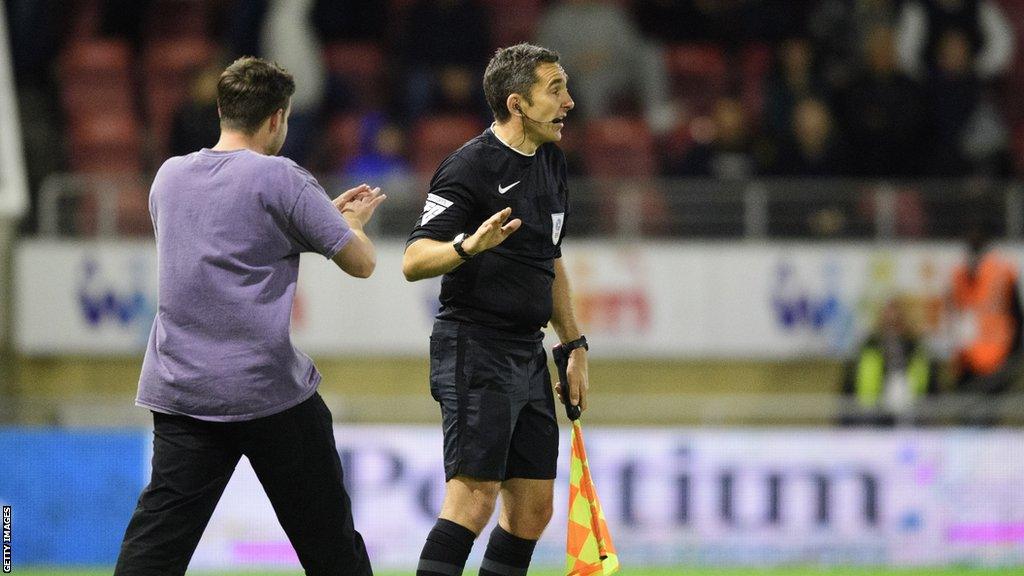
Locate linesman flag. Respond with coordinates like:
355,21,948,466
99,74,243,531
553,344,619,576
565,419,619,575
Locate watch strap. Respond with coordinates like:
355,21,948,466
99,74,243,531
562,335,589,353
453,234,472,260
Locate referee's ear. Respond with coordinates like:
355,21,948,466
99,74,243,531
506,94,523,118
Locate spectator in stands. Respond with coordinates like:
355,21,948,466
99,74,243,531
633,0,711,44
836,24,926,176
98,0,154,50
633,0,748,44
896,0,1016,83
841,297,939,426
770,97,849,176
7,0,66,232
670,96,764,179
169,64,221,158
807,0,903,92
225,0,266,58
259,0,326,164
536,0,674,133
399,0,491,122
763,37,829,140
926,29,1013,176
635,0,806,45
950,224,1024,426
7,0,63,88
339,112,411,188
893,0,1016,177
312,0,388,43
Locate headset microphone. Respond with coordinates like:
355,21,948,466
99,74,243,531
517,104,563,126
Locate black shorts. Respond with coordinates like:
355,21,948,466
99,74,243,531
429,319,559,481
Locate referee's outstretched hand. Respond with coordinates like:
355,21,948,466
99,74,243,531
463,207,521,256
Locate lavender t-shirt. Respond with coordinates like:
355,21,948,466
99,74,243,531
136,149,352,421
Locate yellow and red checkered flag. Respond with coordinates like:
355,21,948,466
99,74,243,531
565,419,619,576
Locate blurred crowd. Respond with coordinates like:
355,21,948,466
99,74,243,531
5,0,1024,231
841,225,1024,427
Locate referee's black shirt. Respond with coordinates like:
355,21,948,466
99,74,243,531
408,126,570,334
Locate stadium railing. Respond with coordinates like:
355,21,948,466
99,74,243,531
36,173,1024,240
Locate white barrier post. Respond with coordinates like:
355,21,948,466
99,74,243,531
0,6,30,420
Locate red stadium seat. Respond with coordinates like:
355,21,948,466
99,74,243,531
582,117,658,177
68,0,105,38
482,0,542,49
323,42,386,81
145,0,213,38
323,113,365,171
664,44,729,116
59,40,139,135
995,0,1024,125
322,42,387,108
61,39,132,81
1013,122,1024,176
581,117,668,234
739,43,771,127
61,80,136,119
67,113,144,174
410,114,486,175
142,38,219,160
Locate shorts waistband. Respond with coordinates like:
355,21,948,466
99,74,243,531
432,319,544,343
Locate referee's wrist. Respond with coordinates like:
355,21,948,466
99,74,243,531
561,335,589,354
453,233,473,260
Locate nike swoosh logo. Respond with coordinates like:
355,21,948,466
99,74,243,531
497,181,521,194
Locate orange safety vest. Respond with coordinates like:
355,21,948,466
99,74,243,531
952,254,1019,375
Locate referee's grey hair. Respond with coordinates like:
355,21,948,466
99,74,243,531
483,43,560,123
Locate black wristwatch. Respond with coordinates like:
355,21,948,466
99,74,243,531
453,233,473,260
561,335,589,354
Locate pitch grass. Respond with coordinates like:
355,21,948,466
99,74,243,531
13,568,1024,576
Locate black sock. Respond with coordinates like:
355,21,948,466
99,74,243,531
417,518,477,576
478,525,537,576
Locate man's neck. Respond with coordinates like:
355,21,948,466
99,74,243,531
212,130,266,155
492,120,539,156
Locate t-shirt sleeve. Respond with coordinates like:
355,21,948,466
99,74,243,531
407,154,477,244
287,177,353,259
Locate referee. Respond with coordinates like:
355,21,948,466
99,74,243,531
114,57,383,575
403,44,589,576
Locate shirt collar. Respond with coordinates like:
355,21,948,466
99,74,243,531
489,124,536,157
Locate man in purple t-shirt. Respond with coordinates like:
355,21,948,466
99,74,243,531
114,57,385,576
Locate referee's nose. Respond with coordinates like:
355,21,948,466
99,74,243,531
563,91,575,112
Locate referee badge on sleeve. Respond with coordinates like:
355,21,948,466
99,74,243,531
420,193,452,225
552,212,564,244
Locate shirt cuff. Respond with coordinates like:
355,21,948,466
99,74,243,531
325,228,354,259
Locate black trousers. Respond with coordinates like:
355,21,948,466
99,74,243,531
114,393,372,576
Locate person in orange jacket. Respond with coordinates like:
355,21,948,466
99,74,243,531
950,226,1024,425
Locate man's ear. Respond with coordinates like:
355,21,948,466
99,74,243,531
507,94,522,117
268,108,284,132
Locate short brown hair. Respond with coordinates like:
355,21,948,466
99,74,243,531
483,43,560,123
217,57,295,134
